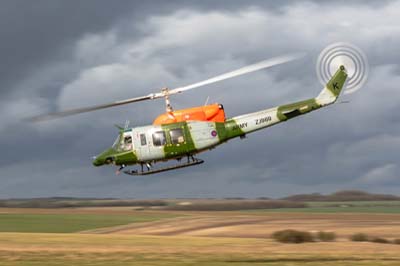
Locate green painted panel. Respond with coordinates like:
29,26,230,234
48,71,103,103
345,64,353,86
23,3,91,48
326,65,347,96
223,119,245,140
277,98,320,121
114,151,137,165
162,122,196,158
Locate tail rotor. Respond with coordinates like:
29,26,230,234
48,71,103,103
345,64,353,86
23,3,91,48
316,42,369,95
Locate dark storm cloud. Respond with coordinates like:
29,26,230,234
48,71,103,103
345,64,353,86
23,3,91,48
0,0,281,96
0,0,399,198
0,1,124,94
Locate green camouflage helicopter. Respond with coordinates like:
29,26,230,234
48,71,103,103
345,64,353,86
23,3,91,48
31,54,347,175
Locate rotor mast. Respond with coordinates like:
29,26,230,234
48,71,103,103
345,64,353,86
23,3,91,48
161,87,173,113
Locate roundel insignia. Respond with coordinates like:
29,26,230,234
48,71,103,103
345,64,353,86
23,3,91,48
211,130,217,137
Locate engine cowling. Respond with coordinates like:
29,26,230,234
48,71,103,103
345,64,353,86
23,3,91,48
153,103,225,125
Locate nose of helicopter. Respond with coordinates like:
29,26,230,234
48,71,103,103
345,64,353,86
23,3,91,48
92,156,103,166
92,148,115,167
92,154,108,166
92,146,138,167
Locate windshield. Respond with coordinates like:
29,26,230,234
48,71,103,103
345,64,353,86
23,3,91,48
111,133,133,151
112,134,121,150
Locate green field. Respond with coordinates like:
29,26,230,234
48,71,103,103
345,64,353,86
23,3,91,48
2,251,399,266
0,213,177,233
246,201,400,213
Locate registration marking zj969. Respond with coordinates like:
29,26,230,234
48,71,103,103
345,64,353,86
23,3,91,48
255,116,272,125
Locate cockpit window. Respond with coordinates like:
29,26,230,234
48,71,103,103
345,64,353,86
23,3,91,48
152,131,166,146
112,134,133,151
123,136,132,151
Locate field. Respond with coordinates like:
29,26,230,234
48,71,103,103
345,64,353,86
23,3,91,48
253,201,400,213
0,202,400,265
0,212,177,233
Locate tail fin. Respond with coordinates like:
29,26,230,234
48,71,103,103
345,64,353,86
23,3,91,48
316,65,348,106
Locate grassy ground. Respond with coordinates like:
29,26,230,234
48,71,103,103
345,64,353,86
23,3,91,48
306,201,400,207
0,233,399,266
1,204,400,265
252,206,400,213
0,211,178,233
245,200,400,213
1,251,400,266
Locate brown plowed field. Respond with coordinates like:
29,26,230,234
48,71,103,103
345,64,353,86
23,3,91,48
84,211,400,240
1,207,400,265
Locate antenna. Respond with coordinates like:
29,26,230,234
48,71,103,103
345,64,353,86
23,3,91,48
204,96,210,106
124,120,130,130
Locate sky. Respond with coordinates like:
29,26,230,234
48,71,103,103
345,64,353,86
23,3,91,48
0,0,399,199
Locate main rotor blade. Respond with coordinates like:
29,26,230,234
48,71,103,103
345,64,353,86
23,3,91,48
28,52,304,122
27,94,158,122
169,53,305,95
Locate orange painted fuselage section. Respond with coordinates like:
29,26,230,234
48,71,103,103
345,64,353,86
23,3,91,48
153,103,226,125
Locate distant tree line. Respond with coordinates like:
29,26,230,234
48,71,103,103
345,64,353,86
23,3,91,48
0,199,168,208
0,190,398,209
281,190,400,202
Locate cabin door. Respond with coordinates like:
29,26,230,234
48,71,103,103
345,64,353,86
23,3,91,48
133,130,151,161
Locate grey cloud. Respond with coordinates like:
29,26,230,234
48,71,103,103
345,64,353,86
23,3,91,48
358,163,399,185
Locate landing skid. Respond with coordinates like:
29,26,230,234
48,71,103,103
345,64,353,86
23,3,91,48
123,157,204,176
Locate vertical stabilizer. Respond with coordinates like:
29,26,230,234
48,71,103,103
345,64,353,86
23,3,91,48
316,65,348,106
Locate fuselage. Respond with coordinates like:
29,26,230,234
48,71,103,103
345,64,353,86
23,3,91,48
92,66,348,168
92,99,320,167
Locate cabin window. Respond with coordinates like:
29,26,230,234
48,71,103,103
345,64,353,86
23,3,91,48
140,134,147,146
169,128,185,144
152,131,166,146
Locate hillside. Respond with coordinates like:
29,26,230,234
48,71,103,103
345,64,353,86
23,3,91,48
282,190,400,202
0,190,399,209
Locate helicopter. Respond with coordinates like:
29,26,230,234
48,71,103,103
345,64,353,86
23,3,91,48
30,54,348,175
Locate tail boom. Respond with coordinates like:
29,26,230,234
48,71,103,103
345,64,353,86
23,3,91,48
223,66,348,140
